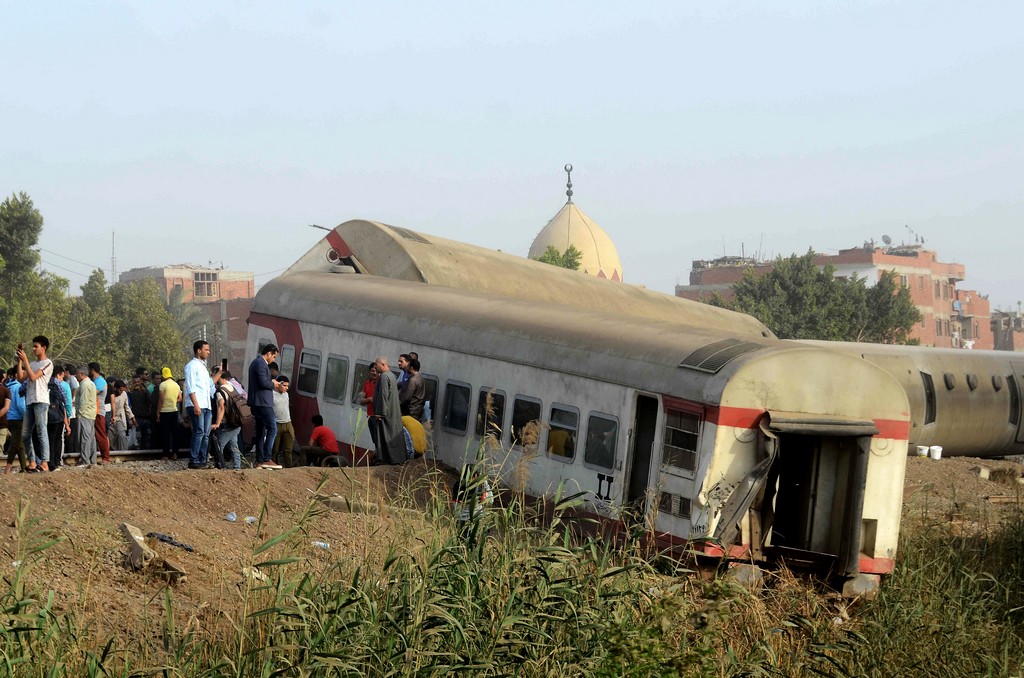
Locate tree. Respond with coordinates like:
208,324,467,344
110,279,184,374
707,250,921,343
165,285,212,363
0,192,44,346
533,245,582,271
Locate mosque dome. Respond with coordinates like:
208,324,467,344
528,165,623,282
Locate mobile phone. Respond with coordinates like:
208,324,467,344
221,358,228,372
17,343,22,351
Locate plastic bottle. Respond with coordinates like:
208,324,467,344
225,512,237,522
311,540,330,549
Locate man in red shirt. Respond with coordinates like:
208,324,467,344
300,415,340,465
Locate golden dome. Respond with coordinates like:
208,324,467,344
529,202,623,282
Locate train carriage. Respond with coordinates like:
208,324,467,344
248,269,910,592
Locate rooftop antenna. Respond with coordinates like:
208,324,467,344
111,230,117,283
882,234,892,246
564,163,574,204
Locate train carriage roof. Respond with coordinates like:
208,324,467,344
283,219,773,340
254,271,809,405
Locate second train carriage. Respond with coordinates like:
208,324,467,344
247,271,911,588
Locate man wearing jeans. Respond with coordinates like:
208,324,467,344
16,335,53,473
184,340,214,469
211,370,243,470
248,343,284,469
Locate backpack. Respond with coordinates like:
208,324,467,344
219,387,252,429
47,379,66,425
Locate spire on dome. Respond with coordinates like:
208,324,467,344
564,163,573,204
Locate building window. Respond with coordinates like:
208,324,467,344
899,274,908,288
934,280,941,298
975,322,980,338
194,271,219,298
918,276,925,291
935,320,942,336
663,409,700,472
944,320,950,336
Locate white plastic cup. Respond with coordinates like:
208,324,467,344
929,445,943,460
916,446,929,457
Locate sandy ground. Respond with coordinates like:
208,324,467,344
0,453,1020,642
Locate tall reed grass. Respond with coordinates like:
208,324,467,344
3,469,1024,676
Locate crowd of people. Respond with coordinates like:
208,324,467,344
0,336,431,474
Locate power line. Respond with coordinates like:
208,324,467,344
254,267,287,277
38,247,106,271
40,259,92,278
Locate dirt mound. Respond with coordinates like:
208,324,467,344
0,458,451,640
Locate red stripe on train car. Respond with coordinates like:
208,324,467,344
325,230,354,257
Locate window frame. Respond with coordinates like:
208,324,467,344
583,412,619,472
474,387,507,440
661,404,703,477
350,360,374,407
441,380,473,435
323,353,351,404
279,344,296,382
421,374,439,423
295,348,323,397
510,395,543,450
545,402,580,463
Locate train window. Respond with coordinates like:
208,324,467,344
943,373,956,391
442,381,472,434
475,388,506,439
296,349,322,396
920,372,936,425
258,337,273,354
663,409,700,472
279,345,296,382
546,404,579,461
1008,375,1021,427
350,361,373,406
966,374,978,391
993,375,1004,392
422,375,439,423
511,396,542,449
584,413,618,470
323,355,350,403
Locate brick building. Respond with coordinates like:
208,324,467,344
993,311,1024,352
119,264,255,363
676,244,994,349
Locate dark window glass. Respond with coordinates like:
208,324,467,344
279,345,296,382
511,397,541,449
422,375,439,422
584,414,618,470
324,355,349,402
350,361,373,405
921,372,936,425
475,389,506,439
547,405,578,460
1008,375,1021,427
663,409,700,471
443,382,471,434
296,350,321,396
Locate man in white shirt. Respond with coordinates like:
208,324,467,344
184,340,214,469
16,335,53,473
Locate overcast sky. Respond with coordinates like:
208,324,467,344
2,2,1021,310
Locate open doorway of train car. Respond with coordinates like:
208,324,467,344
625,395,659,519
763,431,868,577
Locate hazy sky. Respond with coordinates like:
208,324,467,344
2,2,1021,309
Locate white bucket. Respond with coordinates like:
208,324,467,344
916,445,929,457
928,445,943,460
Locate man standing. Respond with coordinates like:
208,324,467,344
0,377,10,472
17,335,53,473
88,363,110,464
396,354,411,390
248,344,285,470
46,365,70,470
129,375,152,449
272,375,295,466
4,368,27,473
74,366,98,467
371,355,406,465
184,340,214,469
211,370,243,470
399,357,426,421
157,367,181,460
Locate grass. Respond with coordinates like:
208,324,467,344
2,465,1024,676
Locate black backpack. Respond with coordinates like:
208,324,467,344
47,379,66,425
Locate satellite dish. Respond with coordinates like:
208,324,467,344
882,234,892,245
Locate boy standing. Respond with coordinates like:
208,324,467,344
16,335,53,473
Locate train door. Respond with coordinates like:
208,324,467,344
762,427,873,577
625,395,659,514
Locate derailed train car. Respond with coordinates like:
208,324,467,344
248,223,914,593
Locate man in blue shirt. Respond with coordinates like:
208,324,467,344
4,368,27,473
184,340,214,469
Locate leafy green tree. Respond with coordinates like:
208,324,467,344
708,250,920,343
6,271,74,360
111,279,184,375
533,245,583,270
0,192,44,346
